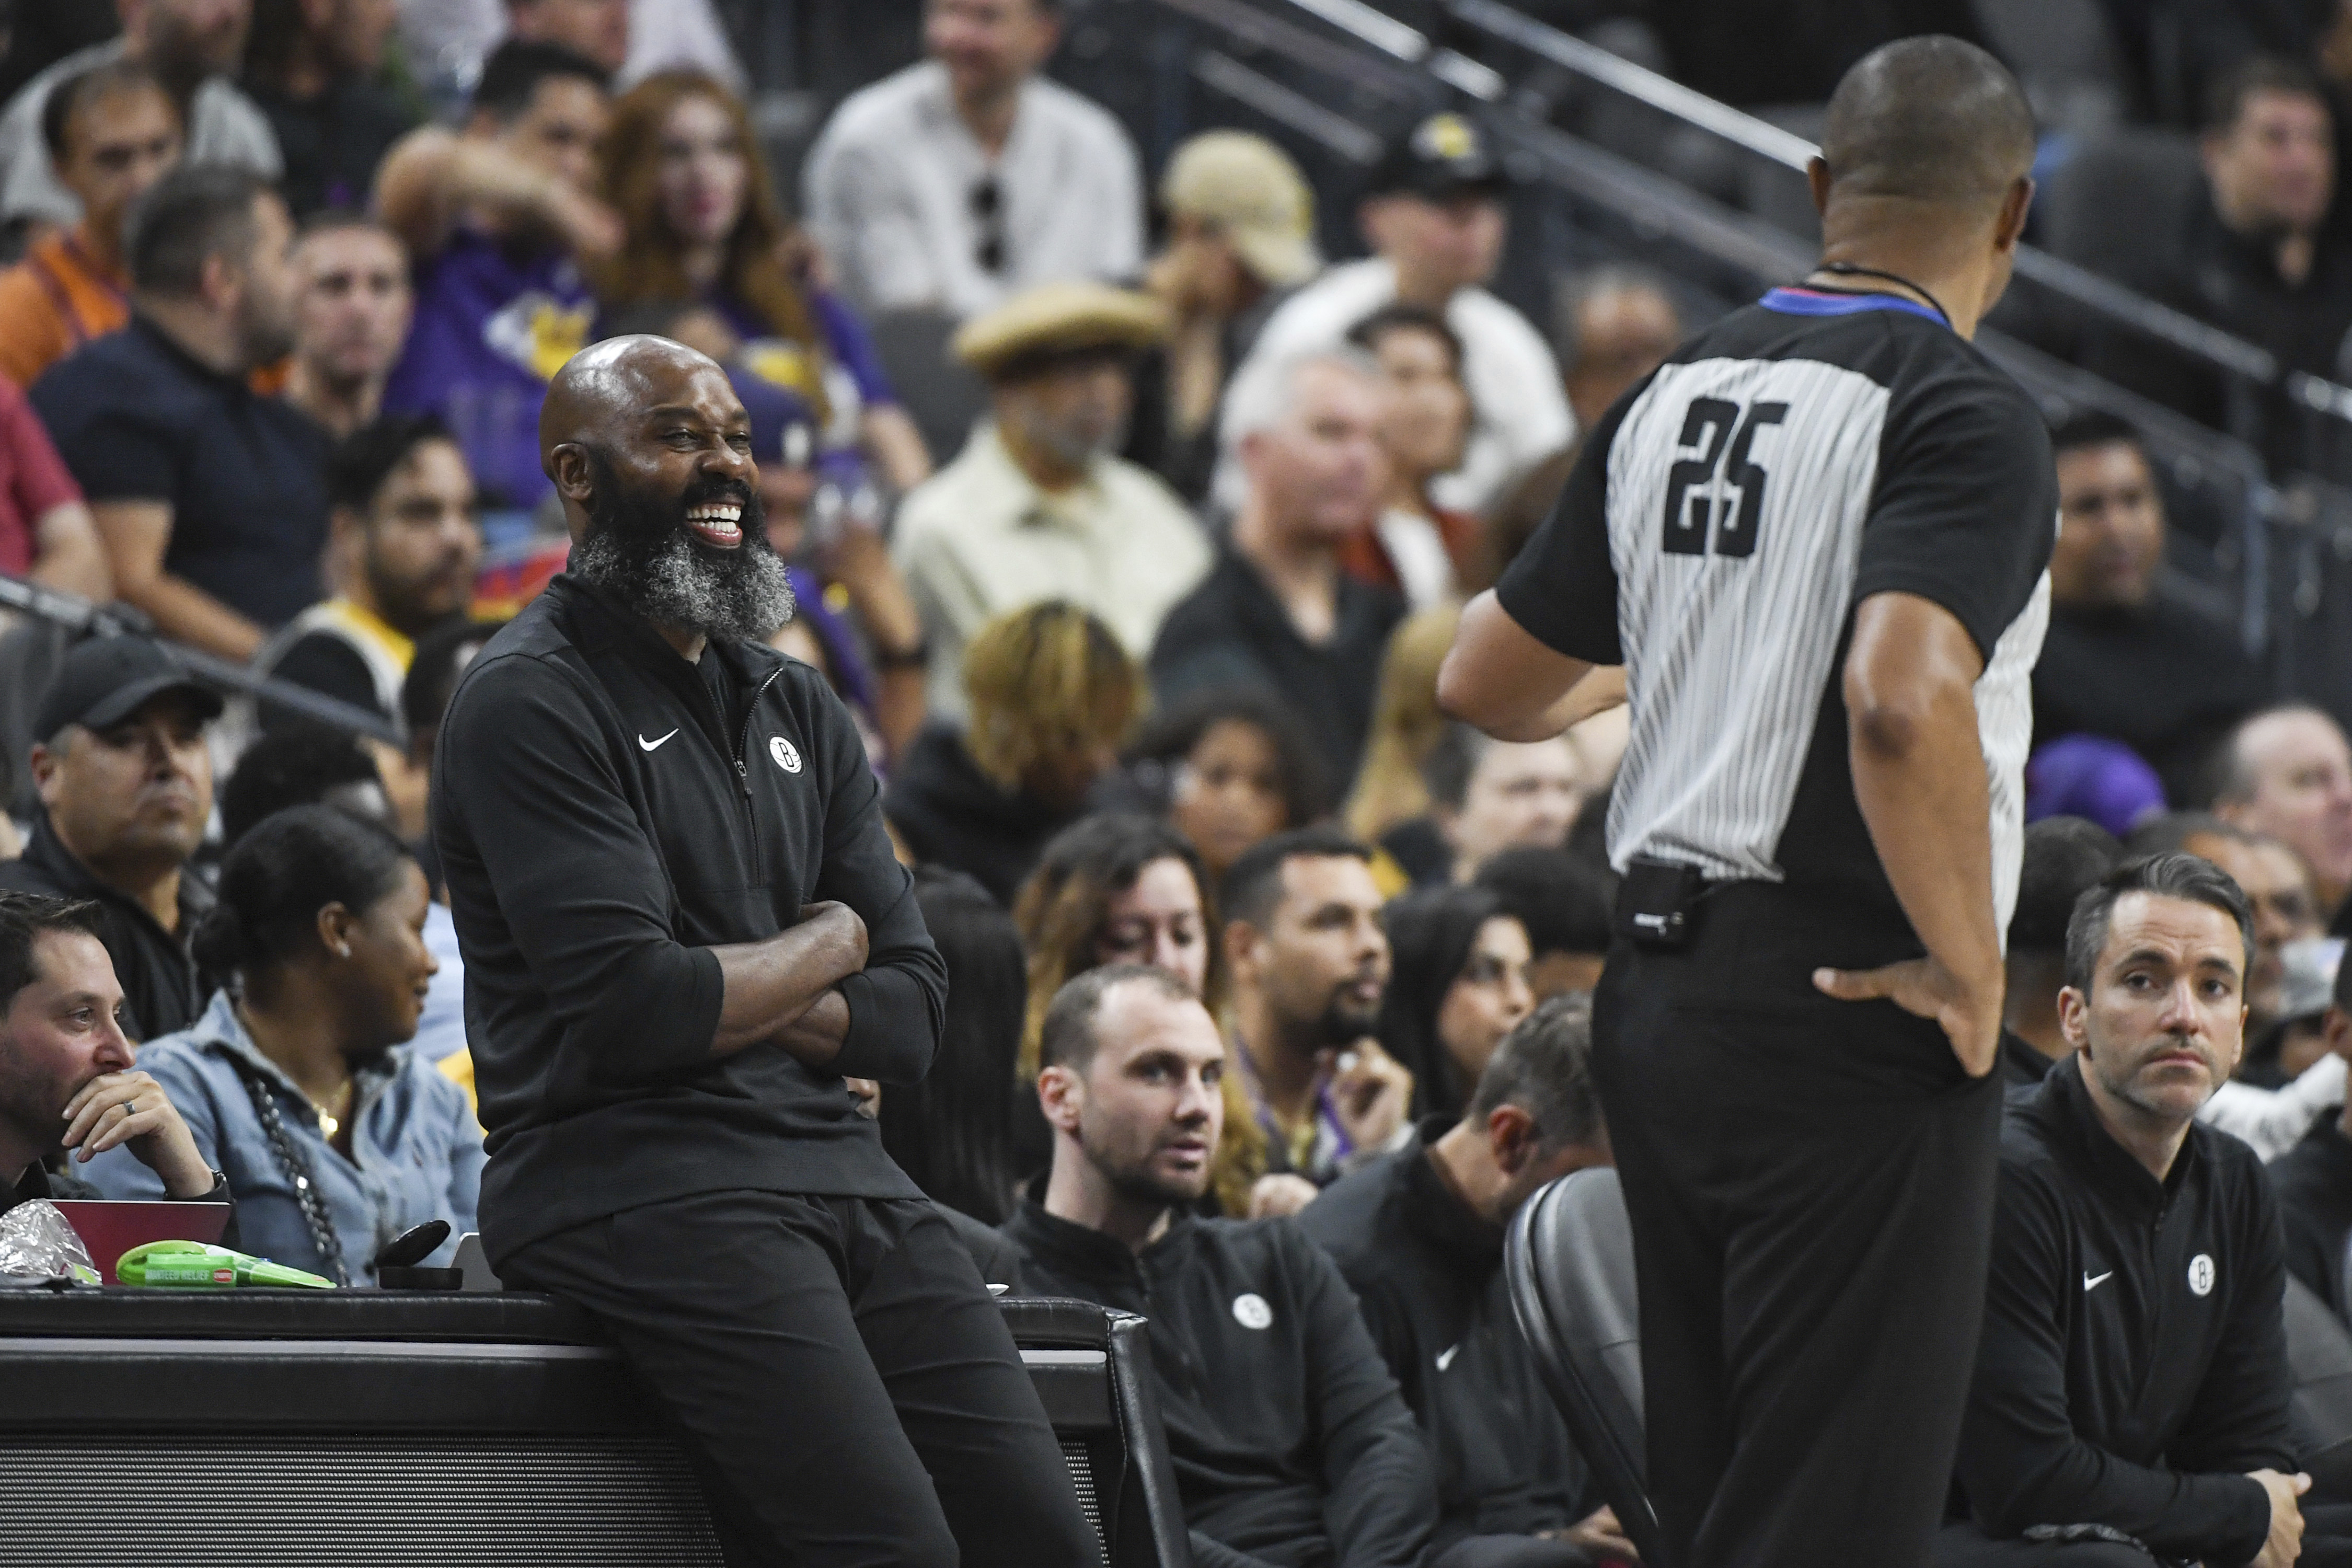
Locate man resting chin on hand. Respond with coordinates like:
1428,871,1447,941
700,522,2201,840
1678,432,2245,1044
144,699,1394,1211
0,892,223,1213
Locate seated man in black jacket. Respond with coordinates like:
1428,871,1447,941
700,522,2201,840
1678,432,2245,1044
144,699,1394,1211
1299,993,1630,1567
1003,962,1439,1568
1938,852,2352,1566
2269,949,2352,1321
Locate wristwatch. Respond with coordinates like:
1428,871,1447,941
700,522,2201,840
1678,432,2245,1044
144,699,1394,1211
169,1170,229,1203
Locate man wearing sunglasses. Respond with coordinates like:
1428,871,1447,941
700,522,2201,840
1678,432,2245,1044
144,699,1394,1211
802,0,1144,322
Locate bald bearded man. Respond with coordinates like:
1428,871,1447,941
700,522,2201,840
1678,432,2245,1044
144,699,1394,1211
431,337,1096,1567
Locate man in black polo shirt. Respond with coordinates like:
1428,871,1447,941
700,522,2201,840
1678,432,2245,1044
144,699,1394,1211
2268,952,2352,1320
0,636,218,1042
1150,348,1404,786
1298,994,1630,1566
1439,38,2054,1568
32,162,324,661
432,334,1093,1568
1940,854,2351,1567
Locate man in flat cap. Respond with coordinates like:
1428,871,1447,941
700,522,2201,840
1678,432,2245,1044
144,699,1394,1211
892,279,1213,725
1219,112,1571,515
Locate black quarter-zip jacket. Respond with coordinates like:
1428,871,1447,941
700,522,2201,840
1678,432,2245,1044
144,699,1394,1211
1951,1054,2293,1564
1001,1194,1436,1568
433,576,944,1264
1295,1119,1590,1548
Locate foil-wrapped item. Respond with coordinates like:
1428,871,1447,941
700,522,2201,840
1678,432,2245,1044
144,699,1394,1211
0,1198,99,1284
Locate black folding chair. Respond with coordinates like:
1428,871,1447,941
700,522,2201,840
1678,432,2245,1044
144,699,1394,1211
1504,1167,1672,1568
2286,1274,2352,1500
1001,1296,1194,1568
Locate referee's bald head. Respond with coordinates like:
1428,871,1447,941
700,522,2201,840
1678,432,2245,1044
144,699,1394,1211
1819,36,2036,210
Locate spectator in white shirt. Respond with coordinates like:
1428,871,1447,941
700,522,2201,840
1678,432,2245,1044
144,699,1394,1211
895,281,1210,726
800,0,1144,322
0,0,282,235
1218,112,1570,516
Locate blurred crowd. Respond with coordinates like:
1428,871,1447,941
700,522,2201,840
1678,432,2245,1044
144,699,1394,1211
9,1,2352,1565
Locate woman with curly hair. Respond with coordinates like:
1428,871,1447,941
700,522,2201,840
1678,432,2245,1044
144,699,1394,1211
594,71,931,494
885,600,1143,904
1009,813,1269,1215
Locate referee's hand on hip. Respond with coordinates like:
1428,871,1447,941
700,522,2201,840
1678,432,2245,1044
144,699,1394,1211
1813,956,2002,1077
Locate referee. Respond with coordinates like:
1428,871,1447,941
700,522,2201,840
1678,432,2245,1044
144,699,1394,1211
1440,38,2053,1568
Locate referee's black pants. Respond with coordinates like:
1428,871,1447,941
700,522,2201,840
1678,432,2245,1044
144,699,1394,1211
1593,886,2004,1568
500,1189,1102,1568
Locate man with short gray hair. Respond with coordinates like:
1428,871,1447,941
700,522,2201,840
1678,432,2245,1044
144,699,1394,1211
1302,994,1633,1565
1150,349,1404,783
2207,704,2352,919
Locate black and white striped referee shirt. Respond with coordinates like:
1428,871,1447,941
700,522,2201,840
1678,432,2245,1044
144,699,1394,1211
1496,286,2056,932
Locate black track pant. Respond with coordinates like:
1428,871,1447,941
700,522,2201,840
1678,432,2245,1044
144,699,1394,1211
500,1189,1102,1568
1593,888,2005,1568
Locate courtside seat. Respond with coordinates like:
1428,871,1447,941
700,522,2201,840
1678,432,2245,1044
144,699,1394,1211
1505,1166,1670,1568
2287,1274,2352,1498
0,1286,1184,1567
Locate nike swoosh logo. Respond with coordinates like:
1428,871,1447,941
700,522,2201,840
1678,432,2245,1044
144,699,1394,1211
2083,1271,2114,1292
638,729,679,752
1435,1345,1459,1372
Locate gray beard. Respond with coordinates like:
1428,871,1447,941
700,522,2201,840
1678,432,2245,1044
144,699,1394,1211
570,520,798,644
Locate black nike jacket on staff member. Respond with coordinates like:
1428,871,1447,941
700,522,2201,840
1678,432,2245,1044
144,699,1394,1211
433,574,944,1263
1297,1119,1594,1554
433,575,1095,1568
1942,1054,2294,1565
1002,1193,1438,1568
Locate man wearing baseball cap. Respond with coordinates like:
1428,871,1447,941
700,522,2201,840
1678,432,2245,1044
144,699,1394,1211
892,278,1212,725
1135,129,1321,501
1218,111,1571,516
0,635,221,1041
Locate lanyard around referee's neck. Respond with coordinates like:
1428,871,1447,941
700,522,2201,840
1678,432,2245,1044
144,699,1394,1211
1805,261,1955,331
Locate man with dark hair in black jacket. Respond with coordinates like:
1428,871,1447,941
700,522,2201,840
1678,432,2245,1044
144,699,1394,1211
1004,962,1439,1568
431,335,1095,1568
1299,994,1628,1566
1938,852,2352,1567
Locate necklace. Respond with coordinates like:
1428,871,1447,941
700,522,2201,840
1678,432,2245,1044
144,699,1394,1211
1810,261,1954,329
309,1078,354,1140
